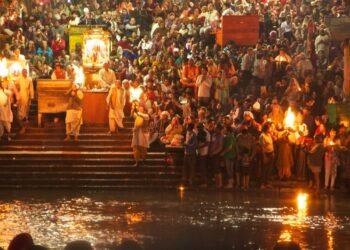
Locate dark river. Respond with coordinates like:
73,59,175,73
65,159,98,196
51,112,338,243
0,190,349,250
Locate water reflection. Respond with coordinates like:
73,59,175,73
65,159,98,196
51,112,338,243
297,193,308,211
324,196,337,250
0,191,349,250
278,230,292,242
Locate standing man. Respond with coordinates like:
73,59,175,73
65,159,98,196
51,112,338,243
315,27,330,59
196,66,212,107
197,122,211,187
106,80,126,134
16,69,34,134
236,125,256,189
131,106,150,167
259,122,275,189
0,80,13,141
240,47,255,85
64,84,84,141
182,123,198,187
209,124,224,188
98,62,116,90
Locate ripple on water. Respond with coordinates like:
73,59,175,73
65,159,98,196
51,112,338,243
0,191,349,249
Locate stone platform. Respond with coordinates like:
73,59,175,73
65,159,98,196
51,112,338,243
0,102,182,189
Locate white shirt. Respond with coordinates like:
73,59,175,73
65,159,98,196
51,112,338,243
315,34,330,54
252,59,266,79
196,74,212,98
280,21,292,36
98,68,116,89
241,53,254,71
198,129,211,156
222,8,235,16
259,132,274,153
139,40,153,51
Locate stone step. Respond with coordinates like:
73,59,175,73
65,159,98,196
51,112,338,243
0,178,180,186
27,119,135,129
0,140,133,146
38,120,135,127
0,164,178,172
0,145,132,151
0,150,164,158
1,138,132,143
0,171,181,178
0,157,166,165
0,145,164,153
25,127,133,133
15,133,133,140
0,110,182,189
0,184,178,189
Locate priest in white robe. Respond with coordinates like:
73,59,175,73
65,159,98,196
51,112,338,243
106,80,126,134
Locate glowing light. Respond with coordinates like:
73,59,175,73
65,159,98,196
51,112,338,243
8,62,24,78
125,212,145,225
326,212,337,250
284,107,296,129
178,185,185,192
278,230,292,242
83,36,109,67
0,58,8,78
297,192,308,211
329,141,335,146
72,65,85,86
130,87,143,102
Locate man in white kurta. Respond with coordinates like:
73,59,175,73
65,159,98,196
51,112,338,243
64,84,84,141
106,80,126,134
0,85,13,140
16,69,34,134
196,66,212,107
98,62,116,89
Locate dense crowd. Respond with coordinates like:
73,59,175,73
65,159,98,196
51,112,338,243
0,0,350,191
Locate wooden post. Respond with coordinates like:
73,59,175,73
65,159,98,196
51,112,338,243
344,39,350,99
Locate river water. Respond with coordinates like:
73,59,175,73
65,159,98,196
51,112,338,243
0,190,349,250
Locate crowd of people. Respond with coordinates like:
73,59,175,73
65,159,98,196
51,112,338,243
0,0,350,191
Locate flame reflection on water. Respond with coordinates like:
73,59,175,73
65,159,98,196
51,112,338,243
0,192,349,249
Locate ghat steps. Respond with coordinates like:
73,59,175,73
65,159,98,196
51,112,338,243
0,102,182,189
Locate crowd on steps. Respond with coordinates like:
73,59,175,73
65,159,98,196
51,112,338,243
0,0,350,192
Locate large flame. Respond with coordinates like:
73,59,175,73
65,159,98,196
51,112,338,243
130,87,143,102
284,107,296,129
72,64,85,87
0,58,8,78
8,62,23,77
297,192,308,211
